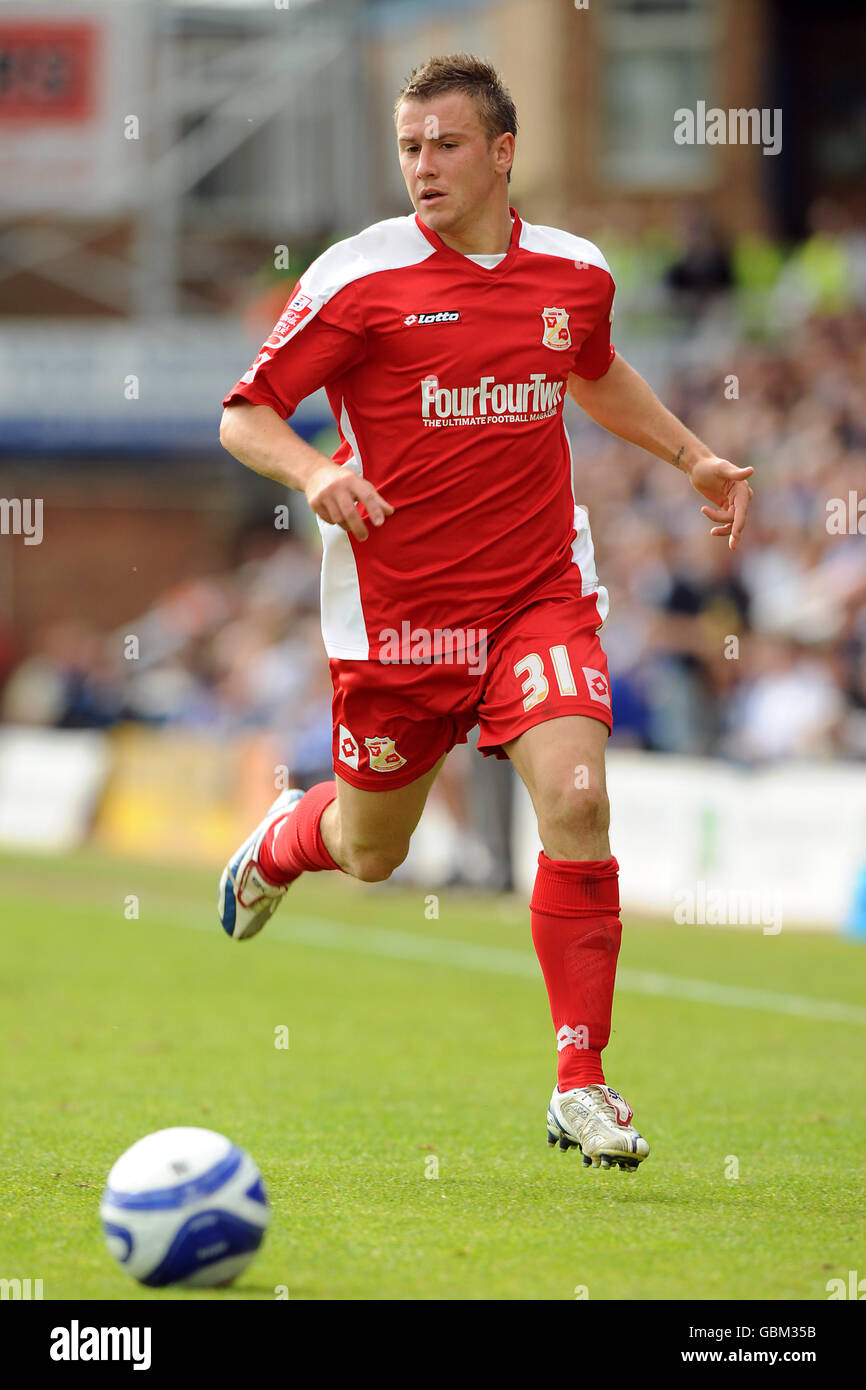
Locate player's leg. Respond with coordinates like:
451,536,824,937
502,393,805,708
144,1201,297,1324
505,712,649,1170
504,712,610,861
504,713,621,1097
217,757,445,941
505,711,617,1078
477,592,649,1169
218,649,464,941
318,756,446,881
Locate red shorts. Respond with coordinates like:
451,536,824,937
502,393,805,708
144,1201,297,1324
329,586,612,791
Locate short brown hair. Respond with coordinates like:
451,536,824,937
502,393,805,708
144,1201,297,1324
395,53,517,182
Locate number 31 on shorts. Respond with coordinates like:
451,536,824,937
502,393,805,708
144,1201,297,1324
513,646,578,709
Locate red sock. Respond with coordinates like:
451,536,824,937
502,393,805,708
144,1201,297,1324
529,852,622,1091
258,781,341,884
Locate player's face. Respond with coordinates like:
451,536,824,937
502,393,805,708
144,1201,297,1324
396,93,511,234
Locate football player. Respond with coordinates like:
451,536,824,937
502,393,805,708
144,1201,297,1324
218,55,753,1171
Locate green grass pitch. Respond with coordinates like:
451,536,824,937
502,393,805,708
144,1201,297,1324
1,845,864,1301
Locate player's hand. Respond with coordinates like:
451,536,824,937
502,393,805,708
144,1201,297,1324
688,456,755,551
305,464,394,541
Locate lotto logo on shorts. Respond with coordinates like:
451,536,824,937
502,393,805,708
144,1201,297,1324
364,735,406,773
338,724,359,770
582,667,611,707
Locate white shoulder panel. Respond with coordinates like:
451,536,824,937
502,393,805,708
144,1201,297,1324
299,214,436,305
518,219,611,276
243,215,438,367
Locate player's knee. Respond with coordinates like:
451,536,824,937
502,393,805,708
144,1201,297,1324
537,780,609,847
341,839,409,883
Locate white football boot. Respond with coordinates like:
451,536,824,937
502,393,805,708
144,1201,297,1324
547,1083,650,1172
218,788,305,941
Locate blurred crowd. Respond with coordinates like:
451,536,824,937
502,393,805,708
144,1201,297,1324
576,308,866,762
577,197,866,336
1,525,336,787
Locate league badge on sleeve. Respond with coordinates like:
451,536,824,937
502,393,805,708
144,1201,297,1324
266,293,313,347
541,307,571,351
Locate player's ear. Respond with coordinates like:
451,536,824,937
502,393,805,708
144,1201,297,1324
495,131,515,178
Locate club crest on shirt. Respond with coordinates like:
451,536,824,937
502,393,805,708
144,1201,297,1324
364,735,406,772
541,307,571,351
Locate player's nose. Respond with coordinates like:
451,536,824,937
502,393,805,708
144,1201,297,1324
415,143,438,177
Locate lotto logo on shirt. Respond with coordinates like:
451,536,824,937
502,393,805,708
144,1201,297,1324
404,311,460,325
420,372,564,426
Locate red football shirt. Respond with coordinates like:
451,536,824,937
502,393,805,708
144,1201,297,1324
223,207,615,660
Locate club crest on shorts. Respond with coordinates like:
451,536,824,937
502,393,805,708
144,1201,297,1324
364,735,406,773
541,307,571,351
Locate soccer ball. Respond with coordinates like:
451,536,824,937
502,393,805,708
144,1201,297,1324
100,1127,269,1288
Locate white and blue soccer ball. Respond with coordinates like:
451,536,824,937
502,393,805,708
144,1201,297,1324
100,1127,269,1288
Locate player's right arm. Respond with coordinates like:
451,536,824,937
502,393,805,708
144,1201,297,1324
219,401,392,542
220,267,394,542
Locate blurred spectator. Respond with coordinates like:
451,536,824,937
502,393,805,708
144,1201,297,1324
774,198,863,322
665,209,734,312
723,637,846,761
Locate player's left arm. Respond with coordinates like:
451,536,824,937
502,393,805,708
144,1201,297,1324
567,353,754,551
